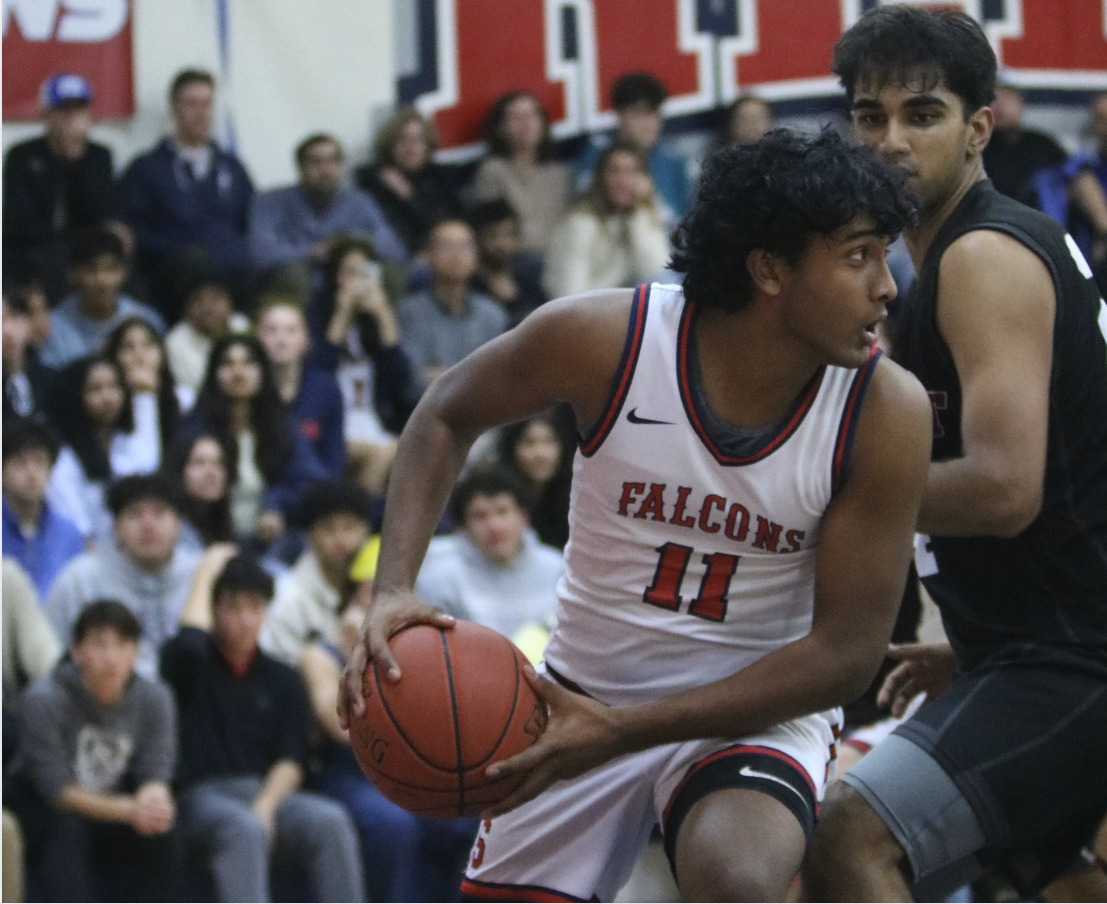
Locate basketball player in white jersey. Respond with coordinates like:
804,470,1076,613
340,129,931,901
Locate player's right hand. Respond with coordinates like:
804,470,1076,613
876,642,957,717
337,585,456,729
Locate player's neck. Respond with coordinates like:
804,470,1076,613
904,167,987,271
693,308,820,429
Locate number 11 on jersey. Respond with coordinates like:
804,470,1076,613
643,542,740,622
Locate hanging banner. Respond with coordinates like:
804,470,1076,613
403,0,1107,152
3,0,134,120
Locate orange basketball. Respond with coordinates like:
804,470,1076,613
349,620,548,819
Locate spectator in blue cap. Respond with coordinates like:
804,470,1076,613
2,73,130,304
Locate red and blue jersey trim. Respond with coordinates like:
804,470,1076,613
831,346,882,494
676,299,825,466
578,284,650,457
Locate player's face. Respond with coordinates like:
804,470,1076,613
463,492,527,565
114,498,181,572
71,627,138,705
849,75,989,220
213,591,268,659
776,214,898,369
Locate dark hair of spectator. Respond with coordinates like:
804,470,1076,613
103,316,181,454
313,233,390,356
106,472,183,518
321,233,378,302
832,5,996,119
611,72,668,111
72,599,142,644
193,334,294,483
212,555,275,605
162,429,237,546
670,128,916,314
484,91,555,162
2,418,61,465
295,133,342,168
469,198,520,234
46,355,134,482
449,466,529,526
496,406,576,549
372,107,438,167
295,478,375,532
169,67,215,101
67,225,126,269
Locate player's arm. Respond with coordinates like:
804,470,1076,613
340,291,632,720
486,360,932,814
917,230,1054,537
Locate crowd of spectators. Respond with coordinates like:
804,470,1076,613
2,60,1103,902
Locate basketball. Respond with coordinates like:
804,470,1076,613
349,620,548,819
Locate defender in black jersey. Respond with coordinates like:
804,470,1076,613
805,7,1107,901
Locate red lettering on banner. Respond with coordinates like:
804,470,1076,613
726,0,843,88
426,0,567,149
997,0,1107,72
3,0,133,120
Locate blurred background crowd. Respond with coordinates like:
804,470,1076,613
2,15,1106,901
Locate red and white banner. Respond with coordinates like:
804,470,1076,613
3,0,134,120
410,0,1107,151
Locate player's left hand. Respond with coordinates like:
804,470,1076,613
481,667,624,817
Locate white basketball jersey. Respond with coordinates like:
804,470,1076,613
542,283,881,706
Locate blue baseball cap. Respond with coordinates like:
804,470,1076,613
40,73,92,110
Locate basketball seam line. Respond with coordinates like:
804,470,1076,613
440,628,467,817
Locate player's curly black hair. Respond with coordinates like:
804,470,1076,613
670,128,916,313
832,5,996,118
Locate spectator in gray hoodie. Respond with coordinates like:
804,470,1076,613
9,600,181,901
44,473,201,679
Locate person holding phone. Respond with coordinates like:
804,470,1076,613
306,235,421,495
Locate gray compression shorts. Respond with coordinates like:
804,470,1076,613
841,734,987,901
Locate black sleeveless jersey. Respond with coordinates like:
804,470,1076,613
893,180,1107,672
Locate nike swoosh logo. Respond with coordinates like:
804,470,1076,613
738,765,807,803
626,407,674,425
